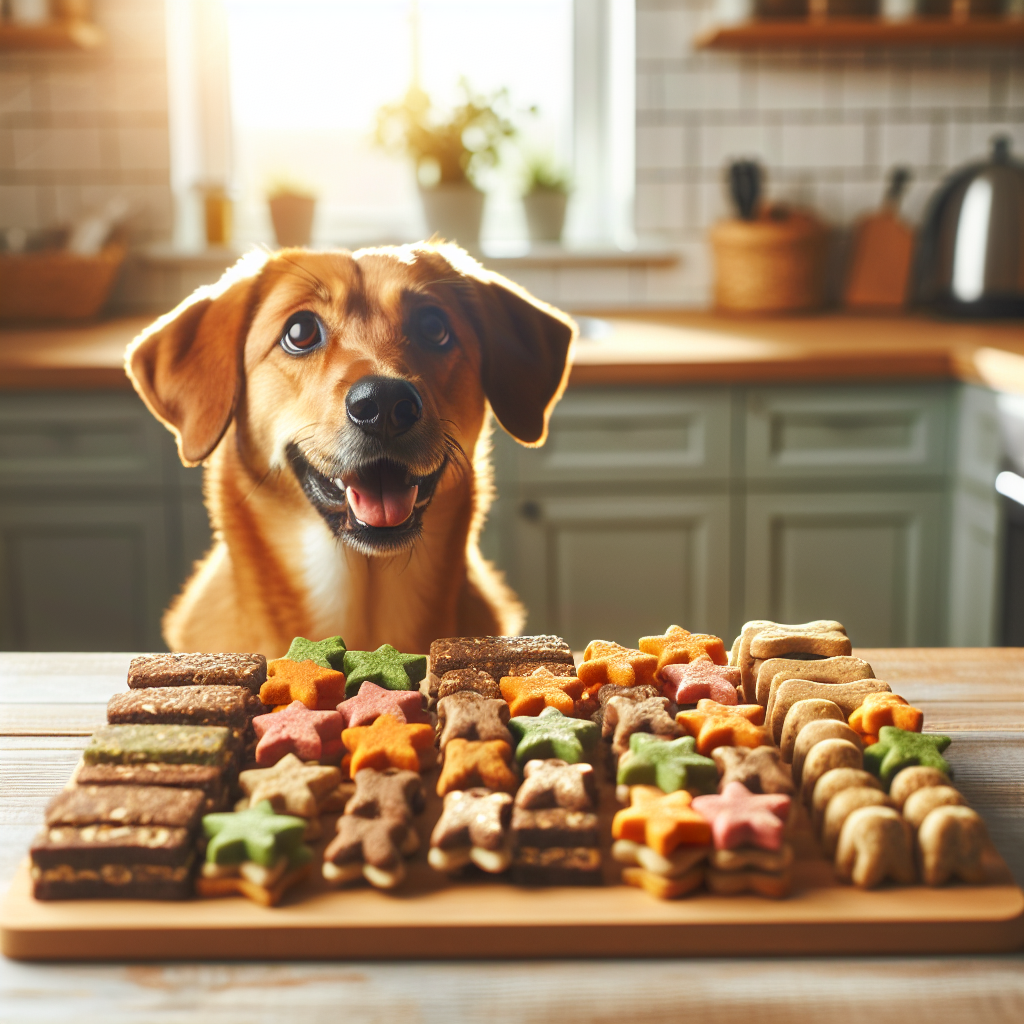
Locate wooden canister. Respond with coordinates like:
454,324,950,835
710,210,830,313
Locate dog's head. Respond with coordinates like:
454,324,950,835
125,243,575,555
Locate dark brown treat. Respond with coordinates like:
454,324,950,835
434,668,502,702
107,686,266,729
429,635,574,679
712,745,795,796
323,815,408,870
430,788,513,852
75,762,228,812
436,690,512,749
507,661,577,678
344,768,425,822
515,759,597,811
602,695,678,757
127,653,267,693
511,845,603,886
45,785,205,830
591,683,667,727
511,807,600,848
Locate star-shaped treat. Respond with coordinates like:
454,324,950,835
260,660,346,711
436,690,512,749
592,683,665,728
611,785,712,856
499,668,584,717
341,713,434,775
508,707,599,765
343,645,427,697
639,625,728,674
323,813,408,871
345,767,424,821
675,706,770,755
252,700,344,766
577,641,659,697
516,758,597,811
691,781,791,851
616,734,718,794
337,681,430,729
239,753,342,817
661,660,741,706
284,635,347,671
863,726,952,785
436,738,519,796
712,745,794,796
694,699,764,724
835,805,916,888
848,693,924,746
430,788,513,852
603,695,678,756
203,799,309,867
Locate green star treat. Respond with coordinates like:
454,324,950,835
343,645,427,697
863,726,952,787
508,707,599,765
617,734,718,794
284,635,347,671
203,800,311,868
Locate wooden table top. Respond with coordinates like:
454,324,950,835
0,647,1022,1020
2,312,1024,393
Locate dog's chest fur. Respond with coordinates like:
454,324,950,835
299,521,351,638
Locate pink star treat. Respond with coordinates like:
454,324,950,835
661,660,741,706
691,781,791,851
337,681,430,729
252,700,344,766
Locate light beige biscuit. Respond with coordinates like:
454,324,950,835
779,699,845,763
792,720,863,786
801,739,864,806
888,765,952,811
821,787,895,856
902,785,966,830
622,864,704,899
611,838,710,878
711,844,794,873
916,805,988,886
733,620,774,702
812,767,882,832
758,655,875,711
835,805,916,889
705,865,793,898
748,621,849,663
769,678,892,744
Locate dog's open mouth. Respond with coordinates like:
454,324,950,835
287,444,445,554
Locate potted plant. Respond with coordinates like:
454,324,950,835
267,180,317,249
521,155,571,245
375,80,516,248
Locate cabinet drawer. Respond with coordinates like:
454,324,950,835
506,388,732,484
0,393,169,488
745,386,949,480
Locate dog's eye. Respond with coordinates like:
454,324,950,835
280,311,325,355
414,308,451,350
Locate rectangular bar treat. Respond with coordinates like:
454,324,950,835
511,807,600,849
84,724,234,768
74,762,228,812
107,686,266,730
511,846,603,886
46,785,205,831
127,653,267,693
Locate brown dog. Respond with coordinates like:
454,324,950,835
125,242,575,657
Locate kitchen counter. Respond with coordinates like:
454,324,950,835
1,312,1023,392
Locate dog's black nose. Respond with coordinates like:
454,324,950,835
345,375,423,437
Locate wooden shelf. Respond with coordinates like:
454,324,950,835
0,19,103,50
696,17,1024,48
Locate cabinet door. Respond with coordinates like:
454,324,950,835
0,501,171,651
508,492,731,650
743,491,945,648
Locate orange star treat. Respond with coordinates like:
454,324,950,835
612,786,712,856
436,738,519,797
341,714,434,775
848,692,924,746
577,641,658,697
695,698,765,726
639,625,727,674
260,659,346,711
499,668,585,717
675,708,771,756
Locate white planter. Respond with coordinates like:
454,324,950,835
418,184,484,248
523,190,569,244
268,194,316,249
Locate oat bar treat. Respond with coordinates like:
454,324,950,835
45,785,205,831
75,762,229,812
107,686,266,731
430,634,574,680
511,806,600,849
435,668,503,703
84,724,234,768
511,845,603,886
127,653,266,693
429,788,514,874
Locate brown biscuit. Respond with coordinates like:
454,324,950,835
511,806,600,848
74,762,228,811
31,823,193,870
902,785,966,830
509,661,577,678
324,814,408,872
888,765,952,810
821,787,896,856
603,695,678,757
755,655,874,709
592,683,666,728
516,759,597,811
712,746,794,796
622,864,704,900
835,805,916,888
127,653,266,693
345,767,425,822
45,785,204,830
431,788,513,853
705,866,793,898
792,720,863,786
801,739,864,806
769,679,892,744
733,620,774,701
434,668,502,703
436,690,512,750
107,686,266,729
429,635,574,679
748,620,850,662
512,845,602,886
916,805,989,886
778,699,844,762
710,844,794,873
811,767,883,832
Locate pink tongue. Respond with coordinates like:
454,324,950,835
345,464,419,528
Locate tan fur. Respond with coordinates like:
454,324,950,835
125,243,575,657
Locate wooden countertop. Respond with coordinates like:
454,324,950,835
1,312,1023,392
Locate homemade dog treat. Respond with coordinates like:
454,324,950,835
791,720,863,787
343,645,427,697
755,655,874,709
613,836,710,899
44,785,204,831
508,707,599,765
336,682,430,729
238,755,342,819
284,635,347,671
662,660,740,707
694,699,765,724
691,782,791,851
835,805,916,889
889,765,952,810
107,686,266,730
341,714,434,775
734,619,850,702
499,668,585,717
821,787,896,857
85,724,234,768
577,640,659,695
435,668,503,703
590,683,665,729
863,727,952,786
429,789,514,874
75,762,229,813
811,768,883,832
613,786,712,856
512,760,600,853
778,699,844,762
260,660,347,711
712,746,794,796
602,695,678,757
848,693,924,746
916,805,989,886
901,786,966,830
322,814,414,889
127,653,267,693
344,768,425,822
616,734,718,794
252,701,345,767
675,706,771,756
768,679,892,744
435,738,519,796
801,739,865,806
435,690,512,750
638,625,728,674
511,846,603,886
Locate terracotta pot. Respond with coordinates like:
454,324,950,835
523,190,568,244
269,193,316,249
418,184,484,247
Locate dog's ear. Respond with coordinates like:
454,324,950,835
125,254,266,466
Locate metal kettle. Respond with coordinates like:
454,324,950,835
914,136,1024,318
